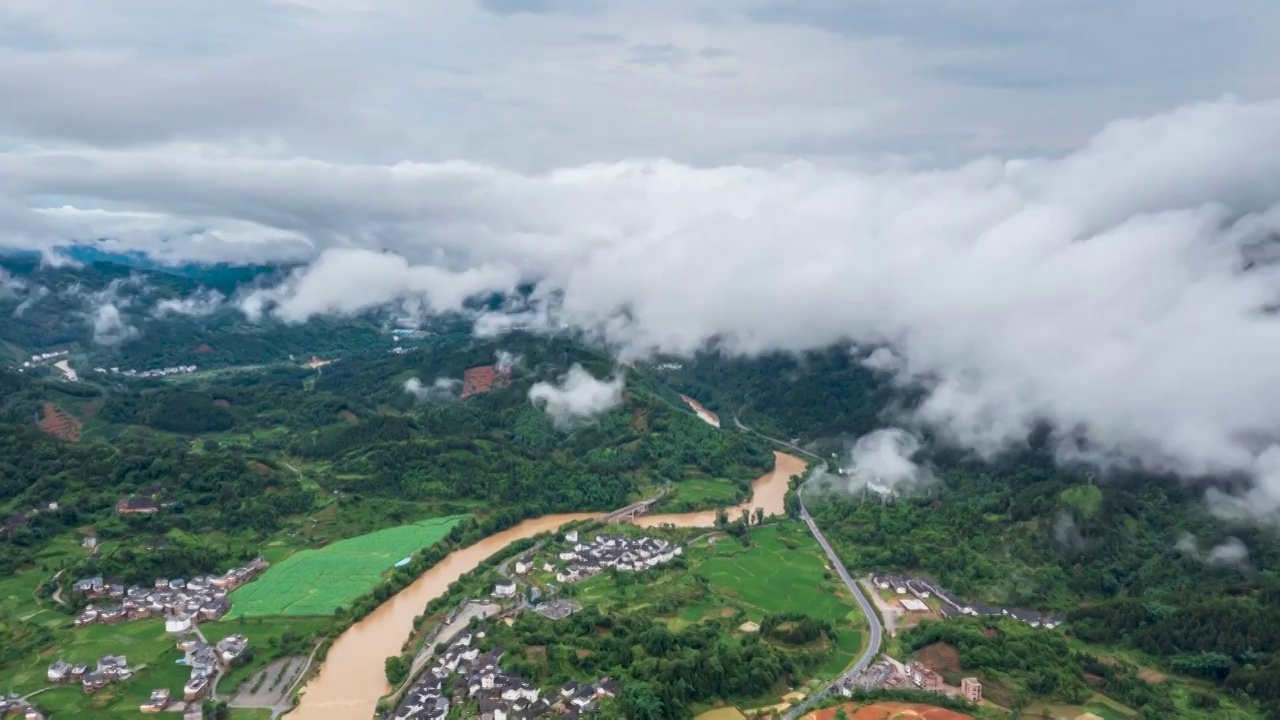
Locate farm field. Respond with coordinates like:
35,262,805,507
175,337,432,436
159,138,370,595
664,477,746,511
688,524,866,677
228,515,466,617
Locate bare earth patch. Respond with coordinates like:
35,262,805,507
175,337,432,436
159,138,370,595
37,402,82,442
806,702,976,720
916,642,962,674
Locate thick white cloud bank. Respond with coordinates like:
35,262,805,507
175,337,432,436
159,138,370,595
528,365,625,428
5,96,1280,511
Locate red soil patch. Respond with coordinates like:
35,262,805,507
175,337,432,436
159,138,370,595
338,410,358,423
251,461,272,475
807,702,975,720
37,402,82,442
917,642,962,674
192,343,214,354
461,365,511,398
213,399,231,409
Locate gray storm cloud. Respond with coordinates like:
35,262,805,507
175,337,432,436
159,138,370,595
528,364,625,428
4,98,1280,510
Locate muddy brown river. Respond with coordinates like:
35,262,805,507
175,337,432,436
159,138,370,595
286,451,803,720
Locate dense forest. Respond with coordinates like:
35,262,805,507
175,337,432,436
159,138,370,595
901,618,1192,719
0,323,769,585
4,258,1280,716
669,348,1280,716
0,255,394,369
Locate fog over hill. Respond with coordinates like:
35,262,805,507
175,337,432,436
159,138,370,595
4,2,1280,513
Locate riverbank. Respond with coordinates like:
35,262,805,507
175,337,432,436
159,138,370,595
287,452,805,719
285,513,600,720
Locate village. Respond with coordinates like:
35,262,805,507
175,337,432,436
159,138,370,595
31,558,269,713
508,529,682,587
93,364,198,379
389,528,679,719
390,620,619,720
70,557,268,629
870,572,1063,629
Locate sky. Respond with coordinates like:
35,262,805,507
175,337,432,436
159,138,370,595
5,0,1280,512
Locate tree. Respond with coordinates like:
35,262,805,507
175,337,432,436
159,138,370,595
384,655,409,686
715,507,729,529
622,682,664,720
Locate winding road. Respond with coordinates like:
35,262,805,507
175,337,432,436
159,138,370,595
731,413,884,719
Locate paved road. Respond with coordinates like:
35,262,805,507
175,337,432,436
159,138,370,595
731,414,884,719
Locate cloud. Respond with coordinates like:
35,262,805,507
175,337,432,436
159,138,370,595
861,347,903,373
0,268,26,298
404,376,462,402
152,288,225,317
528,364,624,427
832,428,935,498
89,302,138,346
1206,538,1251,568
237,248,522,323
1053,511,1086,551
6,78,1280,512
495,350,522,373
12,284,48,317
1175,533,1252,570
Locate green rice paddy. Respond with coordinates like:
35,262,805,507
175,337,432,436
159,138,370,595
228,515,466,617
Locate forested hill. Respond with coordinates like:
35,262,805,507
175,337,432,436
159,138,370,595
658,348,1280,717
0,257,391,369
0,332,769,582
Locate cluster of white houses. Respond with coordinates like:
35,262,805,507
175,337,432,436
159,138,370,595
46,654,132,694
517,530,682,586
45,634,247,706
71,557,268,628
25,350,69,364
391,624,618,720
93,364,198,378
871,572,1063,629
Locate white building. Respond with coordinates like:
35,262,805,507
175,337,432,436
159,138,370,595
493,580,517,598
165,613,193,634
565,530,578,543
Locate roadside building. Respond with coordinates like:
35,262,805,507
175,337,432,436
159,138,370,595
140,688,172,713
493,579,517,598
962,677,982,702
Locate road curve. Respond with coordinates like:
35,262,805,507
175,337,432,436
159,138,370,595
731,414,883,719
